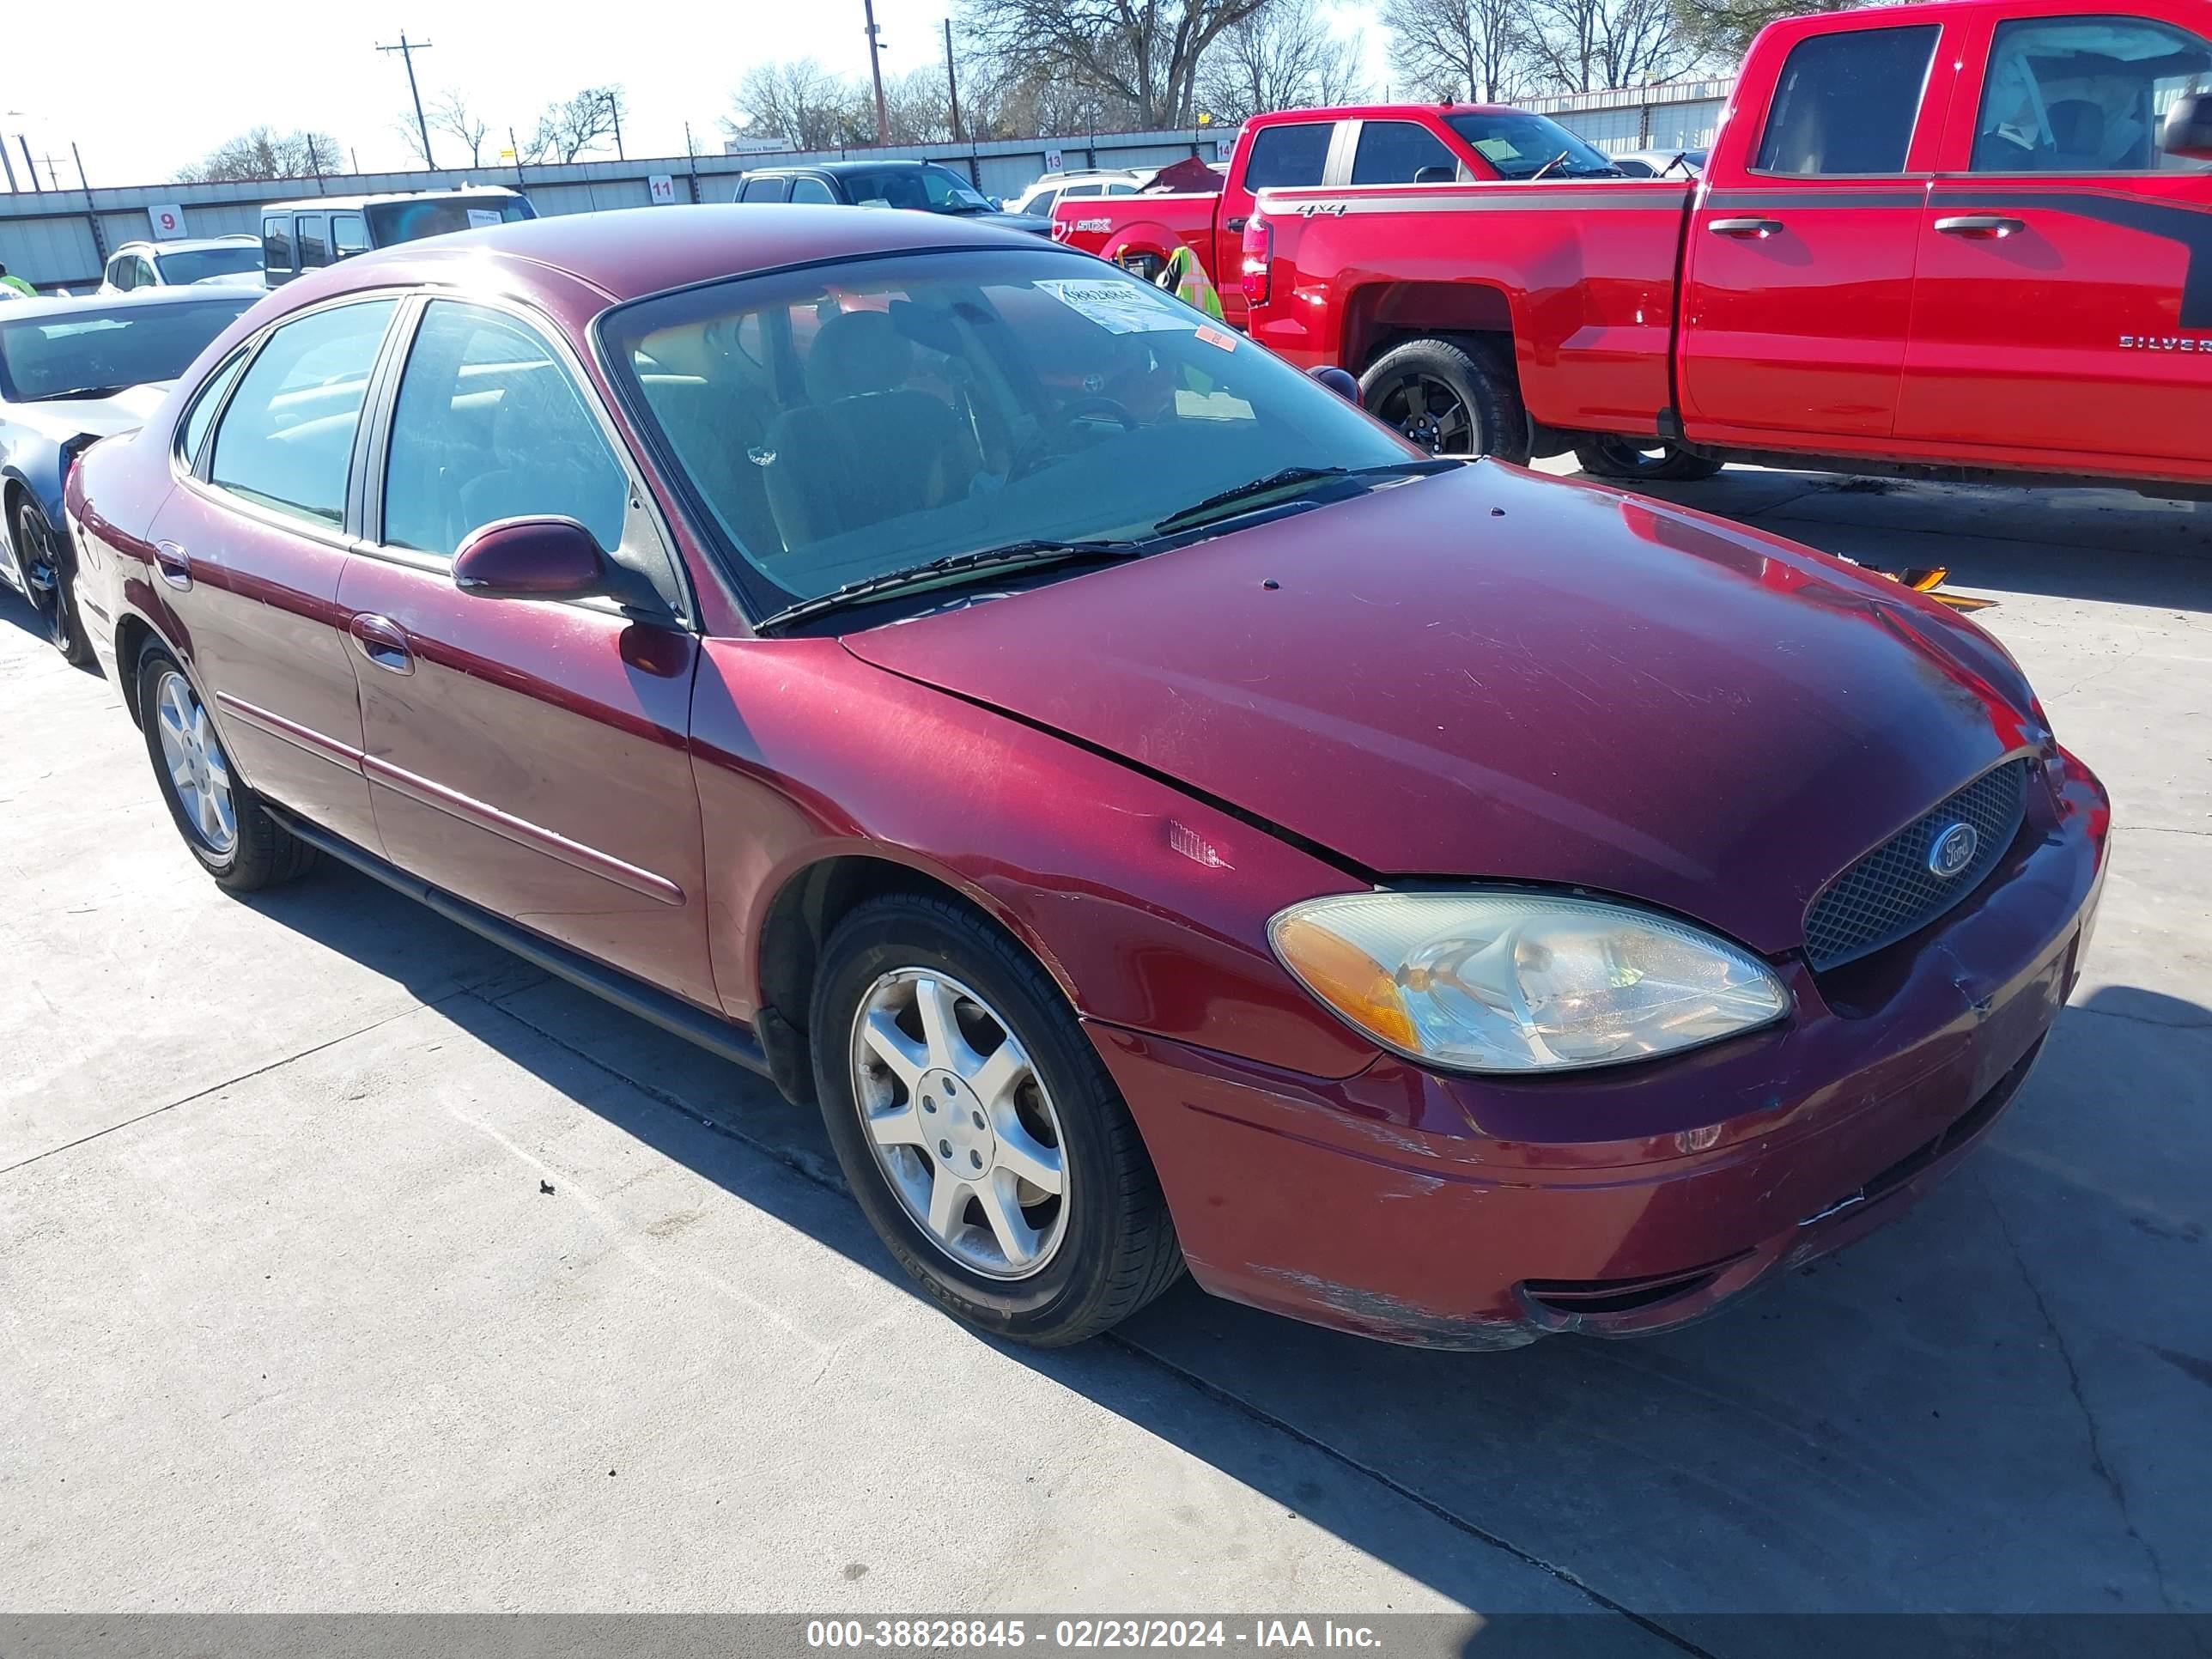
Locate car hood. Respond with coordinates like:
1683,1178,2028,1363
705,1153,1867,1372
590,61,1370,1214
5,381,172,444
967,210,1055,235
842,463,2046,955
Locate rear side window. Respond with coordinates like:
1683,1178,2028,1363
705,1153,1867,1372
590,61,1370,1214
1351,121,1462,184
1973,15,2212,173
107,256,136,291
179,346,250,469
789,176,837,204
263,216,294,274
1243,122,1334,190
210,300,397,527
1755,25,1940,174
740,175,790,203
296,215,330,269
381,301,629,558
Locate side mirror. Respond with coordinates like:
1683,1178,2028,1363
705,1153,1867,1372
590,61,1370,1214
453,516,607,600
1413,165,1457,185
2163,92,2212,161
1308,364,1362,408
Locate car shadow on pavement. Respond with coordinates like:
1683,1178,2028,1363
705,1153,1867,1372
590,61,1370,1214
1625,471,2212,614
238,864,2212,1626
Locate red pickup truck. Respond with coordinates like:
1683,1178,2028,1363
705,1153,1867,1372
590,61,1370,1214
1051,101,1637,329
1246,0,2212,493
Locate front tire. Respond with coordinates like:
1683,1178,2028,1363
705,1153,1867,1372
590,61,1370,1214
136,644,316,892
1573,435,1725,483
1361,336,1530,464
811,891,1183,1346
13,501,93,666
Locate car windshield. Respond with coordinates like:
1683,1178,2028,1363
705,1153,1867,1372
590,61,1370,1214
605,246,1419,618
1446,112,1624,178
363,195,536,246
156,246,264,284
842,165,995,213
0,297,254,402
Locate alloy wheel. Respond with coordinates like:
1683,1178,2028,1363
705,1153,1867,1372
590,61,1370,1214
153,669,238,855
13,508,65,647
1372,372,1477,455
848,968,1069,1279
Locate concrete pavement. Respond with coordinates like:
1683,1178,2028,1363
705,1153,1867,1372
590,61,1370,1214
2,466,2207,1637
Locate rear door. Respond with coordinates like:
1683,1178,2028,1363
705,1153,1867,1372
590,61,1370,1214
1679,15,1962,440
1898,7,2212,466
149,295,403,848
337,297,717,1005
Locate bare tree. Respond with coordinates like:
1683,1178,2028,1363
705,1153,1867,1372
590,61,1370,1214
1528,0,1692,92
1198,0,1364,123
884,67,956,145
723,58,870,150
1669,0,1855,63
1382,0,1535,100
175,126,344,183
526,86,628,164
959,0,1277,128
431,88,490,168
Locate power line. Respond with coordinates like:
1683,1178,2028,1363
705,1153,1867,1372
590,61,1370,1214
378,30,436,169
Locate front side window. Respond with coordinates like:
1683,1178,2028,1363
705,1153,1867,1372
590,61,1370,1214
605,247,1416,617
740,175,790,203
788,176,838,204
381,301,629,558
1973,15,2212,172
1243,122,1333,190
1444,112,1620,179
0,295,254,402
362,195,532,246
332,215,370,258
1754,25,1940,175
839,166,992,212
1352,120,1464,184
209,300,398,526
106,256,136,291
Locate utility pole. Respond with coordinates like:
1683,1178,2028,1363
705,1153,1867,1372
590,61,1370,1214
378,31,436,169
509,125,526,191
944,17,963,144
20,137,40,191
607,92,625,160
862,0,890,148
307,133,327,191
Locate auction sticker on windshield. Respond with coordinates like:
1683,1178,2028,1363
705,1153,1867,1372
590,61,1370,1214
1036,279,1200,336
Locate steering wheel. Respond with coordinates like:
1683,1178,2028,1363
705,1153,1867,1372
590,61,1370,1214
1006,394,1139,483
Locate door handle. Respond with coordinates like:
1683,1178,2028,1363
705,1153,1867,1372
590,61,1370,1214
349,613,414,675
153,541,192,591
1225,215,1248,232
1935,214,2026,239
1709,217,1785,239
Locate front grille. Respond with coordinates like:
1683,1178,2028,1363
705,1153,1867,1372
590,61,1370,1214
1803,760,2030,972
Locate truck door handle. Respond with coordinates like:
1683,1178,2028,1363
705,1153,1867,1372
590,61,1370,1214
1709,217,1785,239
349,613,414,675
1935,214,2026,239
153,541,192,591
1225,216,1248,232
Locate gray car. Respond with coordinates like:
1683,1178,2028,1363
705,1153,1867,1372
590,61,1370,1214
0,288,257,660
735,160,1056,235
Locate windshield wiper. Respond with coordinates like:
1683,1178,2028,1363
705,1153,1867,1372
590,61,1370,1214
1152,459,1453,535
29,384,131,402
755,538,1150,631
1527,150,1572,182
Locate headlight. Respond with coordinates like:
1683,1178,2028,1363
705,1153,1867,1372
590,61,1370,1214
1268,890,1790,1074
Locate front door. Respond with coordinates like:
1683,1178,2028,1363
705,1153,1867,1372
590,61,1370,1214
1897,9,2212,466
151,296,403,849
337,298,718,1006
1679,17,1957,441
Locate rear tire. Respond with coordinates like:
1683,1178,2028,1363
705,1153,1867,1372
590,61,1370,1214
136,642,317,893
13,501,93,666
1360,336,1530,464
1573,435,1724,483
811,891,1183,1346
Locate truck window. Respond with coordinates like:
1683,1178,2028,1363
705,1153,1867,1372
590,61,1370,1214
296,214,330,269
740,176,791,204
1972,16,2212,173
263,216,295,276
1754,25,1940,174
1351,121,1462,184
789,176,838,204
332,214,370,258
1244,123,1334,190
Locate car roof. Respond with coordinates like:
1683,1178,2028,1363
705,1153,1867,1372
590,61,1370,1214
0,287,261,324
115,236,259,256
301,203,1064,307
754,159,945,178
261,185,524,213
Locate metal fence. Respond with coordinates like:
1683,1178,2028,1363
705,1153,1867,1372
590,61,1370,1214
1526,77,1736,156
0,128,1224,290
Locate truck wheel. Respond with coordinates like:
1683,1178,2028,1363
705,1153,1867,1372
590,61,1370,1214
1361,337,1529,465
1573,436,1724,483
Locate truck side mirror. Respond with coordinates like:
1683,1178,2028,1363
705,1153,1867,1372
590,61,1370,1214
1413,166,1457,185
2162,92,2212,161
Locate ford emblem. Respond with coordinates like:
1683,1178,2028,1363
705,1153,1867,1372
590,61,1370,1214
1928,821,1979,879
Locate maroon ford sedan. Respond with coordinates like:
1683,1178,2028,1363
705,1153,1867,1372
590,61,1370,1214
66,207,2108,1348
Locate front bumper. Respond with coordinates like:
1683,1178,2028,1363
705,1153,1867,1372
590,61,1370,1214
1091,746,2110,1349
